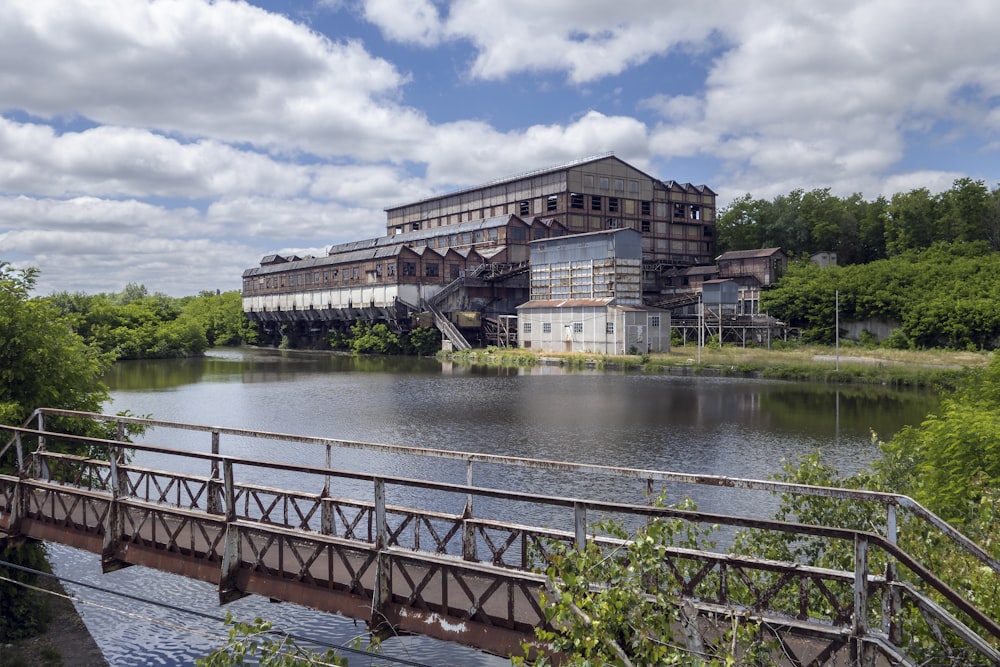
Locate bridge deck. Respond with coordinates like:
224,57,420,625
2,409,998,664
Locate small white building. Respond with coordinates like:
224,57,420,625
518,298,669,354
517,228,670,354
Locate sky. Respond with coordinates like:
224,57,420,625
2,0,1000,297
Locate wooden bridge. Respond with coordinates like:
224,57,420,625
2,409,999,665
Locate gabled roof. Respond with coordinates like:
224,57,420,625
716,247,785,262
244,245,407,277
328,214,525,256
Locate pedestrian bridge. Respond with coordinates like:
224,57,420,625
1,408,998,665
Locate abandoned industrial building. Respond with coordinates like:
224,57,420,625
242,153,785,353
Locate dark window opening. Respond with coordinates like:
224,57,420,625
590,195,602,211
641,201,651,216
519,200,530,216
546,195,558,212
570,193,584,209
641,220,651,233
609,197,619,213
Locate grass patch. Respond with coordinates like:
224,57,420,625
443,344,987,387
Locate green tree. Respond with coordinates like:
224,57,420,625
0,264,110,426
181,291,258,346
407,326,441,356
348,322,401,355
715,193,767,253
0,263,120,641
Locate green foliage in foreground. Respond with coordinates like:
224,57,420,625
46,284,257,360
197,613,348,666
1,263,144,641
734,353,1000,665
762,242,1000,348
517,498,776,666
0,263,110,428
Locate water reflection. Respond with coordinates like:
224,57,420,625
68,346,942,666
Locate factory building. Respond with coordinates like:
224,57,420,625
384,153,717,286
242,154,715,349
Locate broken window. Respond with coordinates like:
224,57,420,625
547,195,558,211
609,197,619,213
591,195,602,211
519,200,530,216
570,193,584,209
641,201,651,216
426,263,439,277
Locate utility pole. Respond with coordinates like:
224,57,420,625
835,290,840,372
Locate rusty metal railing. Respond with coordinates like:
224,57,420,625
1,408,997,664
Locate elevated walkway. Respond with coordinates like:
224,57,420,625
2,409,998,664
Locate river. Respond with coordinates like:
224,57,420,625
48,347,940,666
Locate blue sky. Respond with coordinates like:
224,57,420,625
2,0,999,296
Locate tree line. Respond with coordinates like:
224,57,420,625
46,282,257,360
761,241,1000,348
717,178,1000,263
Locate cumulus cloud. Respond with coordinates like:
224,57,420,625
362,0,443,46
2,0,999,296
0,0,420,159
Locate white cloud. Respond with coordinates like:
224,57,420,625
363,0,443,46
0,117,311,199
3,0,1000,297
434,0,735,84
0,0,419,159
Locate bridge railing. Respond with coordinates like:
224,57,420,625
1,408,998,664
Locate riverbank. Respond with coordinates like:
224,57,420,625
2,576,107,667
442,344,989,389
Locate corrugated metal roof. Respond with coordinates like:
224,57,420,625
328,214,524,256
716,247,784,261
516,298,665,312
517,298,616,309
244,245,407,277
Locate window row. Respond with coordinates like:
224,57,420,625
523,317,660,334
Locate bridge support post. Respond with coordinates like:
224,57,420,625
851,534,873,667
321,444,334,535
219,460,248,604
101,445,133,573
574,502,587,551
462,459,477,561
8,433,26,537
371,478,394,636
207,431,222,515
882,502,902,645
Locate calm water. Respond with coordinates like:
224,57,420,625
49,347,940,666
